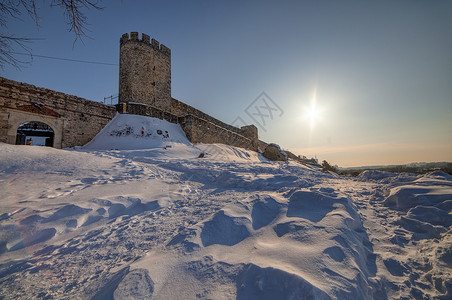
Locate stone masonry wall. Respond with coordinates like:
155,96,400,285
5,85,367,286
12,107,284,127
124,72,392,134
170,98,258,139
179,115,256,150
119,32,171,112
0,77,116,148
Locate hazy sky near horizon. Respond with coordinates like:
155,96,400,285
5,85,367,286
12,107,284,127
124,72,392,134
3,0,452,167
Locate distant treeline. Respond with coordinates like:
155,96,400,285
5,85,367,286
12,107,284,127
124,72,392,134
337,162,452,177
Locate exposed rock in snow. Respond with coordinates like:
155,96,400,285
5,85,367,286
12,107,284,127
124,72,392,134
262,143,288,161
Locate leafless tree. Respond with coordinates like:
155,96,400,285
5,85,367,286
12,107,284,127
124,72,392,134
0,0,102,69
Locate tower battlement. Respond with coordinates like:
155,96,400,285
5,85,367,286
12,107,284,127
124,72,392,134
120,32,171,56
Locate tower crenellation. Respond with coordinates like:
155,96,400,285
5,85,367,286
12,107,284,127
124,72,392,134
141,33,150,44
151,37,159,48
159,44,171,55
119,32,171,56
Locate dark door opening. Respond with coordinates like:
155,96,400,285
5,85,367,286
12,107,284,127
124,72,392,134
16,121,54,147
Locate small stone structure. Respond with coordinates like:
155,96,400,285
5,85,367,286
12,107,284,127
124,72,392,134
262,143,288,161
0,32,270,152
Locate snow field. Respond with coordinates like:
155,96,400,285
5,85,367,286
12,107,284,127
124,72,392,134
0,115,450,299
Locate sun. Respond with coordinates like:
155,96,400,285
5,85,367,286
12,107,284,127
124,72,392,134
303,90,322,129
306,101,321,128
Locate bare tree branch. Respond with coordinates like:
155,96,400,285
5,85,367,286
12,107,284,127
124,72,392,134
0,0,39,26
0,0,103,69
0,34,34,69
50,0,103,40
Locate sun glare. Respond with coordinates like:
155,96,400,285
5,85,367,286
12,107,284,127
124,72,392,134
303,89,322,129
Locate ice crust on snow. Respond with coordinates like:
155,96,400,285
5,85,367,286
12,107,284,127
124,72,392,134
0,116,451,299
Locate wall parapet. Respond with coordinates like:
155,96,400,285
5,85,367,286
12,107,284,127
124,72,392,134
0,77,116,114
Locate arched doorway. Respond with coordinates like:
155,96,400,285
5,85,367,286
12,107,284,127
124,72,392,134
16,121,55,147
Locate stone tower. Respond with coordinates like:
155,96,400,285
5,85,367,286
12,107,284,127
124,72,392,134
119,32,171,111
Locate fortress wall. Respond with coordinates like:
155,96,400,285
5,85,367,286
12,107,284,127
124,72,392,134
0,76,264,152
180,115,256,151
0,77,116,148
171,98,260,149
170,98,243,135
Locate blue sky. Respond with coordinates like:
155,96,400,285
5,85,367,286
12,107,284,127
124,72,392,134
3,0,452,166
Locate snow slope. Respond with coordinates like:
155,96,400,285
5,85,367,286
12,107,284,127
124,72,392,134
0,117,451,299
83,114,191,150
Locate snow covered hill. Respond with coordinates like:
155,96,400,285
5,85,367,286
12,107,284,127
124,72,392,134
0,116,451,299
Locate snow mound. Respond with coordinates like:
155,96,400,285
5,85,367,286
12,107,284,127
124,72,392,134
113,268,154,300
384,185,451,210
81,115,264,162
90,267,150,300
383,173,452,241
251,196,282,230
287,190,348,222
422,171,452,181
357,170,419,184
236,264,331,300
143,190,381,299
195,143,266,163
9,228,57,251
83,114,191,150
201,210,251,247
357,170,398,181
